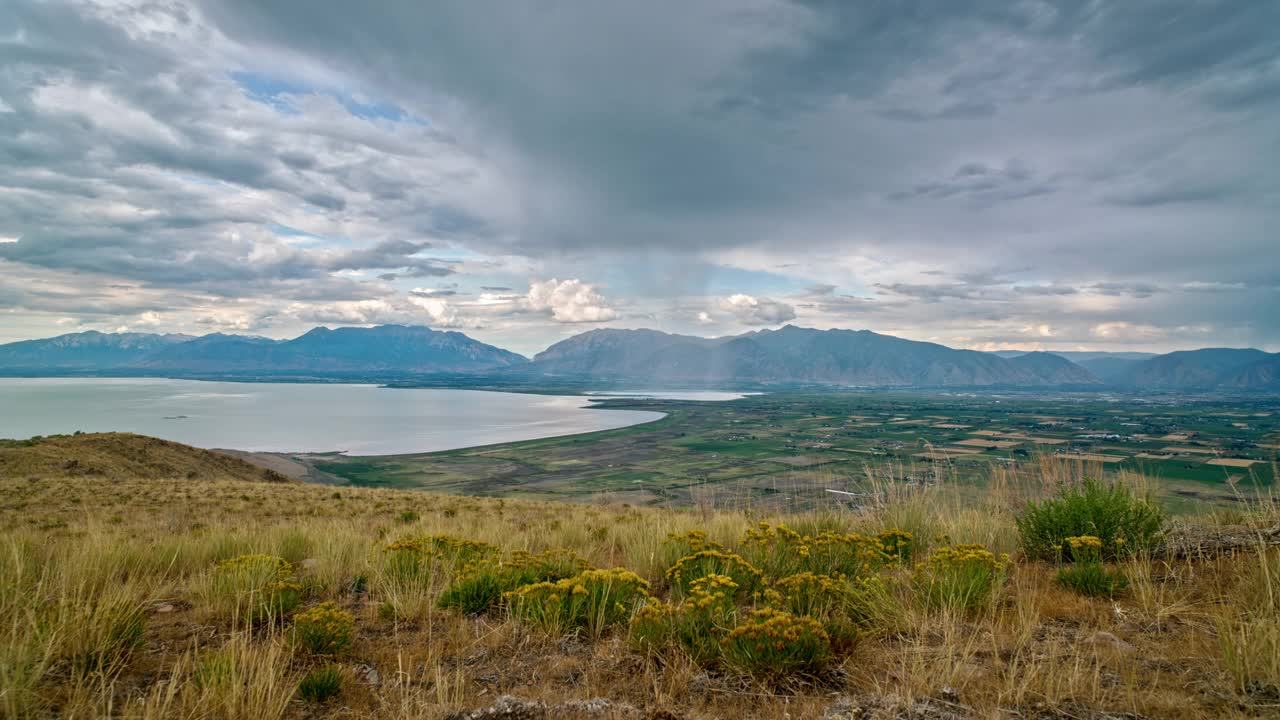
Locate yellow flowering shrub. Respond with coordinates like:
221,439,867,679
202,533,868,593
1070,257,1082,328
506,568,650,638
877,528,914,562
666,550,765,600
630,573,739,663
1055,536,1128,598
292,601,355,655
739,522,899,579
210,554,302,623
660,530,723,570
721,608,832,678
772,571,848,619
381,535,499,584
439,548,591,616
912,544,1009,614
1064,535,1104,553
629,598,681,655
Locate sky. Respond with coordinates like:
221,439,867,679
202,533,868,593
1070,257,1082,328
1,1,1277,357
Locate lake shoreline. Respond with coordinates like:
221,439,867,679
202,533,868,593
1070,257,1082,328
0,378,674,456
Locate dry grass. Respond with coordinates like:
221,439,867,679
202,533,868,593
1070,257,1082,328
1,456,1278,719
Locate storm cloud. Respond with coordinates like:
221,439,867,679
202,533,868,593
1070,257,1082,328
0,0,1276,354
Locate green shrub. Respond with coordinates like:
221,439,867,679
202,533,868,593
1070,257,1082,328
210,554,302,624
1016,478,1163,561
438,566,509,615
292,601,355,655
721,609,831,679
1056,562,1128,598
912,544,1008,614
297,664,343,703
505,568,650,638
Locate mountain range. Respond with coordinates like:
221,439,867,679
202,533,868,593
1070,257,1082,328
0,325,524,375
530,326,1098,386
0,324,1275,390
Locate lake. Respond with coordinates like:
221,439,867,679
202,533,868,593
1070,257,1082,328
0,378,674,455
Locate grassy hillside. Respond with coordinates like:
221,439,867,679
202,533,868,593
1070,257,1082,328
0,432,292,484
2,453,1279,719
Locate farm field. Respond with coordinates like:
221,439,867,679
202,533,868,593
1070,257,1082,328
315,391,1280,513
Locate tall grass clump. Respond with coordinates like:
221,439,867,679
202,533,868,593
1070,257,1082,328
55,590,148,676
375,535,498,619
1016,477,1163,561
1218,547,1280,695
1,540,57,718
912,543,1008,614
189,635,298,720
297,664,344,703
505,568,649,638
201,554,302,624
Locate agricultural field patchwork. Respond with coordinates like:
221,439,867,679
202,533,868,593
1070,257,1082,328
314,391,1280,513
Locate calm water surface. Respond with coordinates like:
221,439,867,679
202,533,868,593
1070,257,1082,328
0,378,668,455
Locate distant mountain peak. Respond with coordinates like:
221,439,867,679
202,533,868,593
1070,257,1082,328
532,326,1100,387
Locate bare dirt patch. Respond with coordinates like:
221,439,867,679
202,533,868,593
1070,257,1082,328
1205,458,1261,468
953,438,1022,449
1058,452,1126,463
1163,446,1218,455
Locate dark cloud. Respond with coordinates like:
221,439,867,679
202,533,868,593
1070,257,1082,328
0,0,1276,349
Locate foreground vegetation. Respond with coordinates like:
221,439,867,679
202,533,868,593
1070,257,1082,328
2,441,1280,718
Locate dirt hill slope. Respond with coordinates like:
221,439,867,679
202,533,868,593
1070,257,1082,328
0,432,292,482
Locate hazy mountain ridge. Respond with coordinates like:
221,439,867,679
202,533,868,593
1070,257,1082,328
2,326,1276,390
1005,348,1280,390
532,326,1102,387
0,330,193,369
0,325,525,374
1116,348,1276,389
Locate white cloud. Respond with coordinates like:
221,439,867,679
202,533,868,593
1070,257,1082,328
287,299,398,325
407,295,468,328
717,294,796,326
525,279,618,323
